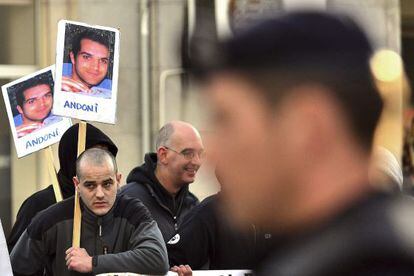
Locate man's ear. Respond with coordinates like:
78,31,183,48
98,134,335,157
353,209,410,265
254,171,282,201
275,85,339,162
70,51,75,65
16,105,23,115
73,176,80,191
157,147,168,165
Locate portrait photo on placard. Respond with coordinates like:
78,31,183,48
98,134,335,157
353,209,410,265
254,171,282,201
54,20,120,124
2,66,72,158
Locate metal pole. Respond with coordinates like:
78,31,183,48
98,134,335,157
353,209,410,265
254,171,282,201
140,0,151,154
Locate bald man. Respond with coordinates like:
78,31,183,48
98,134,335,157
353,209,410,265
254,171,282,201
120,121,205,242
11,148,168,276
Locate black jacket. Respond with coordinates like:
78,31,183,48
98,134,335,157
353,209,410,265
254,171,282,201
257,192,414,276
168,194,273,270
7,123,118,252
120,153,199,242
11,194,169,276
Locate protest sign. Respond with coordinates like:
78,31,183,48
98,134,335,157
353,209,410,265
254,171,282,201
2,66,72,158
54,20,120,124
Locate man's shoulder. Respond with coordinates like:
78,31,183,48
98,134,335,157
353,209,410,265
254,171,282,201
324,193,414,256
191,194,217,215
114,194,154,227
121,180,148,193
258,252,414,276
186,191,200,203
120,181,152,200
180,194,218,228
62,63,72,77
384,194,414,245
183,190,200,210
352,193,414,236
26,196,74,240
43,114,63,126
257,193,414,276
13,114,23,127
18,185,56,212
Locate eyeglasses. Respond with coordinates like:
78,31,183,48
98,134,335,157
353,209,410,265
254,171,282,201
164,146,206,161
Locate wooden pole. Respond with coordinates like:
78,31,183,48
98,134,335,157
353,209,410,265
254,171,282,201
72,121,87,247
45,146,62,202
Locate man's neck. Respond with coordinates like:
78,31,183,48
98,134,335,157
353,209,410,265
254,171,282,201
273,146,372,235
21,117,40,125
154,166,182,197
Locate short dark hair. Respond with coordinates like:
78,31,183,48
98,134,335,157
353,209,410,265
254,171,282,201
76,148,117,180
71,29,110,57
191,11,383,150
16,74,53,108
241,65,382,150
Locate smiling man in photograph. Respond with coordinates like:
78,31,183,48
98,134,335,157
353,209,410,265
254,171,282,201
14,76,62,138
62,29,112,98
11,148,168,276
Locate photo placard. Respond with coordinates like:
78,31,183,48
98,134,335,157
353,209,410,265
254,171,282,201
2,66,72,158
53,20,120,124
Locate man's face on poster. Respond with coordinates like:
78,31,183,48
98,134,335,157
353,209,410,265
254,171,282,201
70,38,110,88
17,84,53,123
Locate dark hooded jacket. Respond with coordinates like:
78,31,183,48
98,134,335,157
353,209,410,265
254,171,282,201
11,194,169,276
120,153,199,242
168,193,274,270
7,123,118,252
256,192,414,276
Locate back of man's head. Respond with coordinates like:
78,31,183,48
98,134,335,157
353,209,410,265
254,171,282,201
76,148,117,180
193,11,383,151
71,30,110,58
192,11,384,230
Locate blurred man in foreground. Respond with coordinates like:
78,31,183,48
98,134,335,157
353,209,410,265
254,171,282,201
11,148,168,276
195,11,414,275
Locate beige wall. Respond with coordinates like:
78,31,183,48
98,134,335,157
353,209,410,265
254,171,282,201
9,0,403,222
7,2,40,222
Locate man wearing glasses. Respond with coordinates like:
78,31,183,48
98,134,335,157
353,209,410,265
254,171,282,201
120,120,204,242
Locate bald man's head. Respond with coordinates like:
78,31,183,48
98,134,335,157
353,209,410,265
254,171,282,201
76,148,117,180
155,120,202,150
155,121,205,188
74,148,121,216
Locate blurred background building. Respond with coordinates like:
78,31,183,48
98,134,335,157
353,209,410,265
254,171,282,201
0,0,406,236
